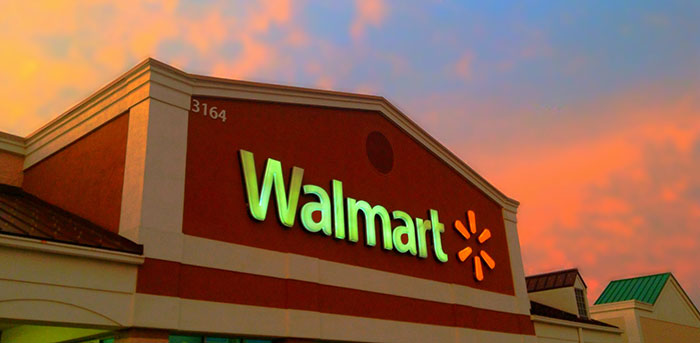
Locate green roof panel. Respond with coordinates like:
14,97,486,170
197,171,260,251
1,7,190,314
595,273,670,305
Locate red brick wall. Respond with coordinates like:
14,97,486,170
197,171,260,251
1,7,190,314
23,113,130,233
0,151,23,186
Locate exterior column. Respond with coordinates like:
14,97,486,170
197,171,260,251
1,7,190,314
578,327,584,343
114,328,169,343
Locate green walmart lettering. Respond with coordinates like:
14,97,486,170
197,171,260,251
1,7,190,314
239,149,448,262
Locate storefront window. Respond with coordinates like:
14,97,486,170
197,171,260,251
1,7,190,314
205,338,231,343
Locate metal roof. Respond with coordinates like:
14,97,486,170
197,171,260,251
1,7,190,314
526,268,586,292
0,184,143,255
594,273,671,305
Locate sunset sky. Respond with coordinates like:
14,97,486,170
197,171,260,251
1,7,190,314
1,1,698,305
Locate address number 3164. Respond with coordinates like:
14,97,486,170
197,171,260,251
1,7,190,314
191,99,227,122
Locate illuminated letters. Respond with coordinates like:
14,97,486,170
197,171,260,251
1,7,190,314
238,149,448,262
300,185,332,235
392,211,417,255
416,217,431,258
347,198,393,249
239,150,304,227
332,180,346,239
430,209,449,262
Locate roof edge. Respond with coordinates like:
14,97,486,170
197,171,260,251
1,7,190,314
0,232,144,265
25,58,153,140
531,315,623,333
526,268,580,280
21,57,520,210
590,299,654,313
148,58,521,210
0,131,26,155
530,301,621,332
525,268,588,289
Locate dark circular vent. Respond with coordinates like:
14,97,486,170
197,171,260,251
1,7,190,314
365,131,394,174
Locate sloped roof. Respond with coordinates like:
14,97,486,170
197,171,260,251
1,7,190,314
530,301,617,328
595,273,670,305
526,268,586,292
0,184,143,254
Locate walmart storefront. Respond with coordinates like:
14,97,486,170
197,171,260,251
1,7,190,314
0,59,536,343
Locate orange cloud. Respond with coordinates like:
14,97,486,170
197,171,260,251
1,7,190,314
350,0,387,40
0,0,308,135
0,0,697,307
468,86,700,301
182,10,229,55
0,0,180,135
211,36,274,79
409,80,699,302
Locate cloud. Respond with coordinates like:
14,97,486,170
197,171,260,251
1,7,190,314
0,0,180,135
0,0,698,308
565,130,700,300
0,0,308,135
453,52,473,79
350,0,387,40
210,36,274,79
404,78,700,304
459,84,700,302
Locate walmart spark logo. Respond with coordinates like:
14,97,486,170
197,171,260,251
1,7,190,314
454,210,496,281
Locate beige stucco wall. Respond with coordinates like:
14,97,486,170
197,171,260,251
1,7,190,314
636,280,700,343
530,286,579,315
0,236,142,329
650,280,700,327
594,317,630,343
591,304,645,343
591,278,700,343
532,317,622,343
534,321,580,342
640,316,700,342
581,326,623,343
134,293,534,343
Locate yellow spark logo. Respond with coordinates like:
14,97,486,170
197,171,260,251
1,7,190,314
454,210,495,281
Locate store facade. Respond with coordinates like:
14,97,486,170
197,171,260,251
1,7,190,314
0,59,536,342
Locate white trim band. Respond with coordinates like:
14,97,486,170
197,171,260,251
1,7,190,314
0,233,144,265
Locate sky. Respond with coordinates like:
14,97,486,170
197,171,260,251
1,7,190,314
1,1,699,306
